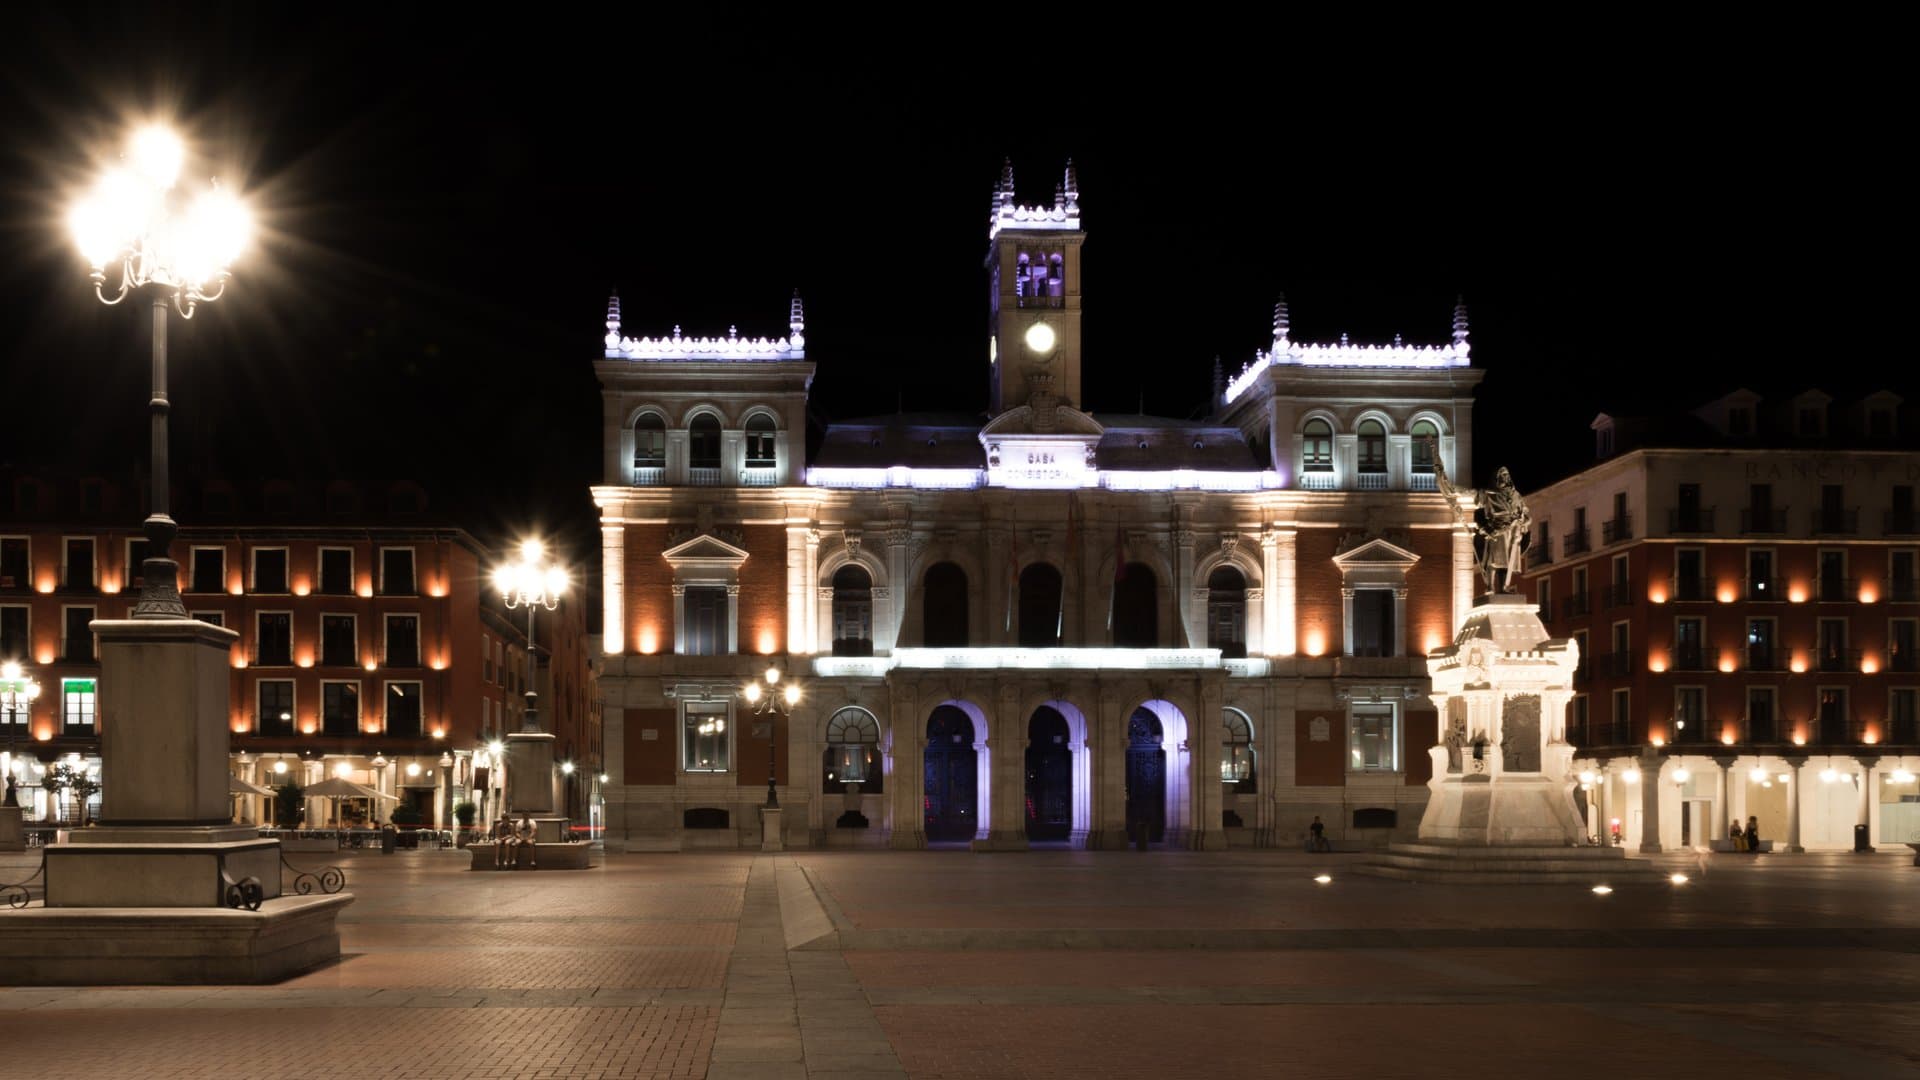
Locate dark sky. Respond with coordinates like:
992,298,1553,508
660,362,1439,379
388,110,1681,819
2,6,1907,560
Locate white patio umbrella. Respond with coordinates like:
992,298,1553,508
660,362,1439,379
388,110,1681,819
300,776,399,828
229,774,274,797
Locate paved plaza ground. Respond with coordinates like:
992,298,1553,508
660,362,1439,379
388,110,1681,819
3,846,1919,1078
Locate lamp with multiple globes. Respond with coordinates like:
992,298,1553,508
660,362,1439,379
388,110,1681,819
492,540,568,734
68,125,251,619
2,661,44,791
742,665,801,808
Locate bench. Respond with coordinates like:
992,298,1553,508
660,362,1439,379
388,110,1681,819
1709,839,1774,853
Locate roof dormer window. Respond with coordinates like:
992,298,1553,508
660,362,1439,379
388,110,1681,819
1727,407,1752,436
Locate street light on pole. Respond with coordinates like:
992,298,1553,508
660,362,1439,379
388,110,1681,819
742,665,800,808
68,124,250,619
491,539,568,735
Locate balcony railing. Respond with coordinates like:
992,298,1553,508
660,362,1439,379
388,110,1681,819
1893,580,1920,603
1536,598,1553,622
1298,471,1336,491
1409,472,1438,492
1672,648,1709,672
1812,508,1859,535
1671,575,1710,602
1817,648,1862,673
1605,582,1633,608
1594,651,1634,678
1746,647,1780,672
1563,527,1591,556
1818,576,1856,603
1888,650,1920,673
740,467,780,488
1602,514,1632,544
1887,509,1918,536
1356,471,1388,490
631,465,665,486
1746,715,1778,743
688,466,723,487
1889,715,1920,744
1669,508,1716,533
1564,593,1592,618
1741,507,1789,534
59,637,96,663
1015,293,1065,309
1745,577,1783,601
1528,543,1553,569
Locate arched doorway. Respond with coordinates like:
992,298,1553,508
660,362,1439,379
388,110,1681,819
1026,706,1072,842
1126,707,1166,843
924,705,978,842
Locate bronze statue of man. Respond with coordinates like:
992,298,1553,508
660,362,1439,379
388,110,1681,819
1433,449,1532,595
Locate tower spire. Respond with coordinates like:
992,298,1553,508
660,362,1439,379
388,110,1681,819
1272,293,1290,345
1211,355,1225,405
1451,294,1470,347
605,289,622,341
1062,158,1078,213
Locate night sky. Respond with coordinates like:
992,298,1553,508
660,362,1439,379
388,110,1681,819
2,7,1906,565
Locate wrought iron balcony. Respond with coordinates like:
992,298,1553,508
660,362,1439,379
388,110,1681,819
1893,580,1920,603
1745,577,1783,601
1745,647,1779,672
1671,575,1710,602
1812,508,1859,535
1818,576,1857,603
1887,509,1918,536
1671,648,1709,672
1605,582,1633,608
1564,592,1592,618
1594,651,1634,678
1563,527,1591,556
1669,507,1716,534
1741,506,1789,534
1601,514,1632,544
1818,648,1862,673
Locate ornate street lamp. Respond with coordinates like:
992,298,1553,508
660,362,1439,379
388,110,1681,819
68,124,250,618
1,661,43,807
742,665,800,808
491,540,568,734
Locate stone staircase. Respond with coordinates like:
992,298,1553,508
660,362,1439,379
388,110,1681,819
1358,842,1670,885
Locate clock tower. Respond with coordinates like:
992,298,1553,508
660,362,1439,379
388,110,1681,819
986,158,1085,416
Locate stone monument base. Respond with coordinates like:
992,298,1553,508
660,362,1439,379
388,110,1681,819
760,807,786,851
1418,775,1586,847
0,806,22,852
0,892,350,984
1360,842,1667,885
466,842,593,871
44,836,285,907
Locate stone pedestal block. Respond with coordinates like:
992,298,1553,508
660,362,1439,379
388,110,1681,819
0,806,22,852
92,618,239,826
760,807,785,851
505,731,556,816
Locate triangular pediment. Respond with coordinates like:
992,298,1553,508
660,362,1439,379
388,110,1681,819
1331,537,1420,571
980,403,1104,438
662,533,751,567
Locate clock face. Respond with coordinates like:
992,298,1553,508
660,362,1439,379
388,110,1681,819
1023,321,1056,354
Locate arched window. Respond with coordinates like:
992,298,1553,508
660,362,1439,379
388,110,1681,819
823,708,882,793
1112,563,1157,648
923,562,969,646
1047,253,1065,297
633,413,666,470
1357,419,1387,475
1221,709,1256,792
1411,419,1438,474
831,565,873,657
745,414,777,469
1207,566,1247,659
688,414,722,471
1302,419,1333,472
1018,563,1063,648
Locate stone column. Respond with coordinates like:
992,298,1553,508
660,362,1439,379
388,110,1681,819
1175,526,1197,648
979,684,1027,851
602,523,626,654
1265,529,1295,656
1712,755,1734,847
888,680,925,849
1340,588,1356,657
1453,525,1476,629
803,528,822,655
1193,678,1228,850
885,523,913,651
1088,688,1129,848
1597,759,1613,845
785,526,810,656
1856,755,1878,853
1729,757,1750,838
1784,755,1806,852
1392,587,1409,658
1638,747,1663,854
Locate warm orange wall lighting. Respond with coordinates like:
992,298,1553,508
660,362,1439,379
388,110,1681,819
1303,629,1327,657
1859,585,1879,604
428,581,448,598
1719,655,1737,673
1716,584,1737,603
1648,585,1668,604
1791,731,1807,746
1789,653,1807,674
364,659,378,672
100,578,120,595
35,580,53,595
756,629,777,655
1863,729,1881,745
1721,732,1736,746
357,578,373,598
1650,734,1666,747
300,719,318,735
430,657,448,671
1787,583,1808,603
1649,654,1668,673
1423,632,1444,655
34,727,52,741
637,626,659,655
292,580,311,597
1862,656,1880,674
296,653,314,669
35,650,53,665
232,654,248,670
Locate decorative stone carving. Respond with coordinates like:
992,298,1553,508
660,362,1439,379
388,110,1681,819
843,528,863,560
1245,587,1264,601
1501,694,1541,773
886,525,913,548
1309,716,1330,742
1219,533,1239,558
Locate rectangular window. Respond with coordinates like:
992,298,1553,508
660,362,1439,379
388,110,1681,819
1893,487,1916,534
1675,549,1704,601
379,548,416,595
684,586,728,656
62,677,96,733
257,613,292,667
1747,687,1776,742
1350,589,1395,657
1891,619,1919,673
1748,483,1774,532
1747,548,1776,600
1569,565,1589,616
1572,629,1589,683
0,605,26,658
385,681,422,738
482,633,493,683
1746,617,1776,671
385,615,420,667
1536,578,1551,622
64,538,95,591
683,701,730,772
321,615,357,667
1674,686,1705,742
1893,689,1919,743
258,680,295,735
1675,617,1704,670
63,607,95,662
1818,549,1847,601
1612,688,1631,743
1818,618,1849,671
322,681,360,736
1729,406,1753,436
189,547,225,594
1348,703,1397,772
319,548,353,595
252,548,289,594
1893,550,1917,602
0,537,27,589
1818,687,1847,741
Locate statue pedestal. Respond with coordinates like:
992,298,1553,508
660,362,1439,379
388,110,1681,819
760,807,785,851
0,806,22,852
1419,774,1586,846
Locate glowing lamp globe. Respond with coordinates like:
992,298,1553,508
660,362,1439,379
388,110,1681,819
1023,322,1056,354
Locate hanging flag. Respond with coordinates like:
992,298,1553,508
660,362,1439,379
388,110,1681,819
1106,525,1127,631
1059,496,1079,642
1004,509,1019,633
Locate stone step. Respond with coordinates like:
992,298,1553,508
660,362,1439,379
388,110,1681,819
1357,864,1668,886
1369,852,1667,875
1387,842,1630,859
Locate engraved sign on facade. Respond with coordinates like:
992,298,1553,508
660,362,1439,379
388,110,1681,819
1501,693,1541,773
641,729,659,741
1309,716,1330,742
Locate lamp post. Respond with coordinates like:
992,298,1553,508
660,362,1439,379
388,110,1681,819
68,125,250,619
2,661,43,808
742,665,800,808
492,540,568,734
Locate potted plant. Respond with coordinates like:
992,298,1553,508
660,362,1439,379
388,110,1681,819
275,777,306,829
43,763,101,826
453,800,478,847
390,804,423,848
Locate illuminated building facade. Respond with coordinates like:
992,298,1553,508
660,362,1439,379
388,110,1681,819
1523,389,1920,851
592,161,1483,850
0,473,599,831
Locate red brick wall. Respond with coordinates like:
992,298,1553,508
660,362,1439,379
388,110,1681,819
1407,529,1454,654
737,525,787,657
624,524,674,655
1403,709,1437,786
734,710,790,789
1295,530,1343,658
1294,711,1345,786
622,706,678,785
